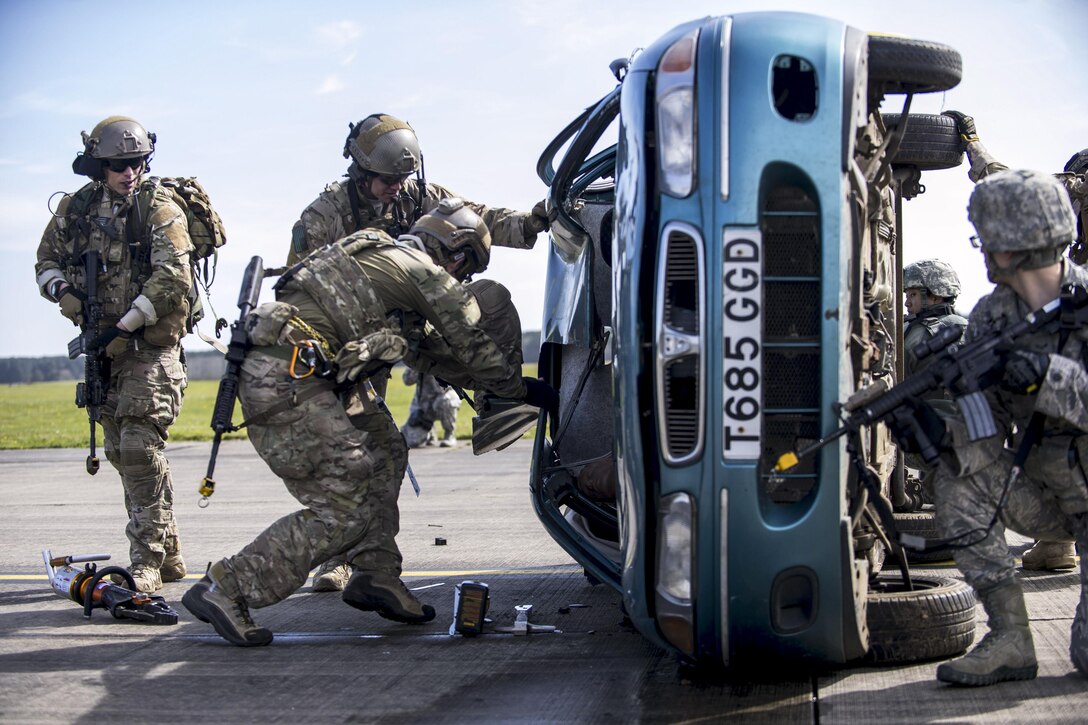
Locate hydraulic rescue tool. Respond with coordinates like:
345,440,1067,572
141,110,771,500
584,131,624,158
43,550,178,625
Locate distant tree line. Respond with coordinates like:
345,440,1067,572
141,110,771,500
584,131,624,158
0,331,542,384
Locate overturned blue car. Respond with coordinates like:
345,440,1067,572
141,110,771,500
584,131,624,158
476,11,976,669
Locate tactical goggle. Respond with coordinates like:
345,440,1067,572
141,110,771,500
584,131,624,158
378,173,410,185
103,157,146,172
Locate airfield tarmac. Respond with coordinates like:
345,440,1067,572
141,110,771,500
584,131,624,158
1,440,1085,723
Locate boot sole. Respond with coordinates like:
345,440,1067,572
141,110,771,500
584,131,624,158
936,662,1038,686
182,587,273,647
342,590,436,624
1022,558,1077,571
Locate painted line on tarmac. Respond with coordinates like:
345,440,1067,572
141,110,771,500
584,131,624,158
0,565,584,583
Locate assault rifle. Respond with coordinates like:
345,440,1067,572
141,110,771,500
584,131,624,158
67,249,108,475
774,283,1088,474
199,255,265,505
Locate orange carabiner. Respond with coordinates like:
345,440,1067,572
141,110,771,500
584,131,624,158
289,343,316,380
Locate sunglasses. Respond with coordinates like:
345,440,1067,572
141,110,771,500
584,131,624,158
104,157,146,172
378,173,410,185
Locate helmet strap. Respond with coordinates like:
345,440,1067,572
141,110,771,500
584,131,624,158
984,251,1026,283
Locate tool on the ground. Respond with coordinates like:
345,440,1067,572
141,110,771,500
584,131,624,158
492,603,560,635
43,550,178,625
450,580,489,636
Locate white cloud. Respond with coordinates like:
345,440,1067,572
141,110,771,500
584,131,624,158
316,75,346,95
316,20,362,48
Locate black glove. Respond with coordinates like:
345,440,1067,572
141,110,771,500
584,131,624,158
522,377,559,413
523,199,552,236
942,110,979,143
886,401,947,463
1002,350,1050,394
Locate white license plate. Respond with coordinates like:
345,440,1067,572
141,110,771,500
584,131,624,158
722,228,762,459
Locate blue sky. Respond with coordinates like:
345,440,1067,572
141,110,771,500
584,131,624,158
1,0,1085,358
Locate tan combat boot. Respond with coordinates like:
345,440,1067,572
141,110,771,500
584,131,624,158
128,564,163,593
1021,540,1077,571
342,570,436,623
161,551,188,582
937,579,1037,686
312,560,353,592
182,562,273,647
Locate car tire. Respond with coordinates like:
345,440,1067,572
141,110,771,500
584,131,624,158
892,510,956,563
865,573,976,664
868,35,962,94
882,113,965,171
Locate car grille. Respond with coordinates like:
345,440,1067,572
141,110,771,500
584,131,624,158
656,223,705,464
761,185,821,502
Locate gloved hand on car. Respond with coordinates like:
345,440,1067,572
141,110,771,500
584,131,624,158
522,376,560,438
523,199,553,236
942,110,979,143
522,377,559,413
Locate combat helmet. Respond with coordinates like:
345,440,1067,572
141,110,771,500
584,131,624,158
903,259,961,300
968,169,1075,276
72,116,156,179
408,198,491,281
343,113,421,176
1065,148,1088,176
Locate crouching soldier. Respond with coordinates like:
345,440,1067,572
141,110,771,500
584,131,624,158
183,211,554,646
310,199,525,593
927,170,1088,685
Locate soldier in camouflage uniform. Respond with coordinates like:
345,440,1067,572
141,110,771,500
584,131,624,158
287,113,549,266
904,259,968,377
311,199,525,592
182,219,554,646
925,170,1088,686
902,260,968,502
945,111,1085,570
401,369,461,448
35,117,191,593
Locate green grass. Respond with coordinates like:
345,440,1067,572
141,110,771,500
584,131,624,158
0,365,536,449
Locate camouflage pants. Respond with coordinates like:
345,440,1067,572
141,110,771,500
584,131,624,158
100,343,186,567
933,442,1088,592
216,351,407,609
403,376,460,447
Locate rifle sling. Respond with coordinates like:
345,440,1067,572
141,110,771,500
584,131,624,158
231,379,333,431
346,179,363,232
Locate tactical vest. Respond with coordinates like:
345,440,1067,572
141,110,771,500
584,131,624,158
275,230,395,351
62,177,224,343
60,183,158,328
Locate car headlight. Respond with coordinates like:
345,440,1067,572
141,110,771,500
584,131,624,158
657,492,693,601
656,28,698,197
